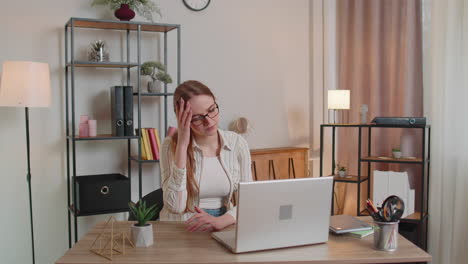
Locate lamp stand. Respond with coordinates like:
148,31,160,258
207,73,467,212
330,109,337,124
25,107,36,264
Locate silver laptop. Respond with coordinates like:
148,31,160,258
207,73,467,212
212,177,333,253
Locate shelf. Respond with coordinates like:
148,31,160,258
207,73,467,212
322,123,369,127
251,147,309,155
361,156,424,164
66,17,178,32
69,204,129,217
331,175,369,183
134,92,175,96
130,157,160,163
370,124,429,128
321,123,430,128
70,134,139,141
322,121,430,250
66,61,139,68
65,16,181,247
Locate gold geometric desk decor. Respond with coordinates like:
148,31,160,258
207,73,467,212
89,216,134,260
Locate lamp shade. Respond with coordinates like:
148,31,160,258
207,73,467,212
328,90,350,110
0,61,51,107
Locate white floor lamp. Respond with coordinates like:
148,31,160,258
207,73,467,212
0,61,51,264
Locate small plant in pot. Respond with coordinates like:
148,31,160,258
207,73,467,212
336,164,347,177
141,61,173,93
392,148,402,159
129,200,159,247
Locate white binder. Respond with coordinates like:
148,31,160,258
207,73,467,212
373,170,414,218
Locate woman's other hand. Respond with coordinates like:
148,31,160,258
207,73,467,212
185,206,234,232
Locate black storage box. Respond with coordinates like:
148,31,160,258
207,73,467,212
399,222,419,246
74,173,130,215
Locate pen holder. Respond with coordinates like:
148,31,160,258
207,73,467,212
373,220,399,251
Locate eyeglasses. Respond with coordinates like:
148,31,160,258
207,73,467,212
191,103,219,126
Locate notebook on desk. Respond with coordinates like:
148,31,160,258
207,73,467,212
212,177,333,253
329,215,373,234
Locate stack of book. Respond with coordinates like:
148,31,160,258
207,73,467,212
345,229,374,238
136,128,161,161
329,215,374,239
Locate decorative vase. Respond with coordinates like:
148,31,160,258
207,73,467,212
115,4,135,21
131,223,154,247
147,80,161,93
338,170,346,177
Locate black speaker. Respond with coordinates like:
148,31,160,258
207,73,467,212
74,173,130,215
371,117,426,127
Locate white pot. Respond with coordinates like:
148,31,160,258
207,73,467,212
147,80,161,93
131,223,154,247
392,151,402,159
338,170,347,177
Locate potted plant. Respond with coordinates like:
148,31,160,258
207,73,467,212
141,61,173,93
336,163,347,177
129,200,159,247
392,148,402,159
91,0,162,22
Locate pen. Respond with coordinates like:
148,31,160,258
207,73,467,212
365,206,380,221
366,199,384,221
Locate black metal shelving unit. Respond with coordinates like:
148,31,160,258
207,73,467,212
65,17,180,247
320,123,430,250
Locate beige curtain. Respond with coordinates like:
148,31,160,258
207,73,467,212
334,0,423,216
424,0,468,263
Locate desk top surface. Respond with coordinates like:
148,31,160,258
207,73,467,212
56,219,431,264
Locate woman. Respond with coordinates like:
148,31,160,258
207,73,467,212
159,80,252,232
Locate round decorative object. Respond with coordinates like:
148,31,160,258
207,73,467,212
382,195,405,222
183,0,211,11
100,186,109,195
115,4,136,21
229,117,252,134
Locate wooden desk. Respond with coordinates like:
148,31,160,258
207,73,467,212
56,220,431,264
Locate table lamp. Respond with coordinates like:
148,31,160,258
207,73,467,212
328,90,350,124
0,61,51,264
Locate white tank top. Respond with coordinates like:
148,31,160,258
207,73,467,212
199,156,230,209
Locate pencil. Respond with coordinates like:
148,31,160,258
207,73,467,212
368,199,379,213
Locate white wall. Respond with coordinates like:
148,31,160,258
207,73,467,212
0,1,310,263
